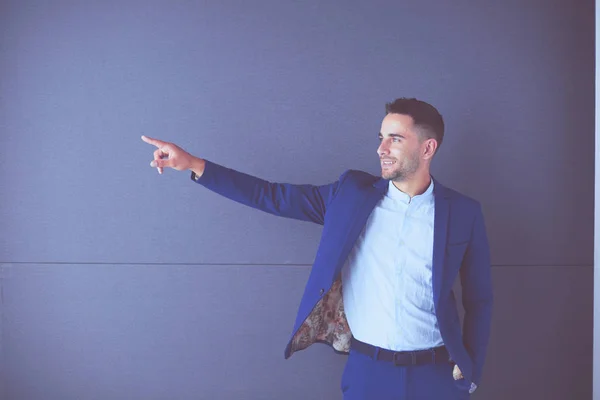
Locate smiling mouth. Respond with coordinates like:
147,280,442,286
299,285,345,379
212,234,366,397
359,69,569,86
381,160,396,166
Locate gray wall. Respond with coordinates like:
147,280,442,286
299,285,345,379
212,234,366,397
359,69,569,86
594,1,599,399
0,1,594,399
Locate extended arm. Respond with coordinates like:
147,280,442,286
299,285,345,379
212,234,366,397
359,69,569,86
142,135,342,225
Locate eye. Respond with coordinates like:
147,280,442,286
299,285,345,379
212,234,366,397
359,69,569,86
392,137,401,142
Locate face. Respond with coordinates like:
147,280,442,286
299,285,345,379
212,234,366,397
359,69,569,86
377,113,431,181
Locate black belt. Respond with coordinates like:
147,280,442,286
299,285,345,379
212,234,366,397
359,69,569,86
351,337,450,366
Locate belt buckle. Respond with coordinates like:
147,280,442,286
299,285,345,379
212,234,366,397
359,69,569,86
392,351,417,366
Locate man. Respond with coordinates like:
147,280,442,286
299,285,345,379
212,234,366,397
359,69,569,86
142,98,493,399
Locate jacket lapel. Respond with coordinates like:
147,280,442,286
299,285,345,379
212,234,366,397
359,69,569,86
432,178,450,307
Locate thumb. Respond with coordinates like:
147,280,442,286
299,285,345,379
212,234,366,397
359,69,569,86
452,364,464,380
150,158,172,169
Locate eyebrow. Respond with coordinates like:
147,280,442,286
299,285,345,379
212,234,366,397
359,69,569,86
378,132,405,139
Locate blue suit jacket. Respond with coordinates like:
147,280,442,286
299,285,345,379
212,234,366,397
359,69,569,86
193,160,493,386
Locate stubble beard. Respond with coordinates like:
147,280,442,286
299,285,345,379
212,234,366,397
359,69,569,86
382,153,420,182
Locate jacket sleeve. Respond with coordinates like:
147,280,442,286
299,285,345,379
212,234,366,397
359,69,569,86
460,204,493,386
190,160,344,225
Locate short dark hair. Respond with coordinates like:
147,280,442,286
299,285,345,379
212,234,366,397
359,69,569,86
385,98,445,150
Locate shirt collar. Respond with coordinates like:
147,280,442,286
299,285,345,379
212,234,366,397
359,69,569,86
387,177,434,205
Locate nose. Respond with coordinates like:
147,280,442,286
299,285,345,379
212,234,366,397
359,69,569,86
377,140,389,157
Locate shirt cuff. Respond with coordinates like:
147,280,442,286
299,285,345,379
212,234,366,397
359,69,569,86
190,171,202,182
469,382,478,394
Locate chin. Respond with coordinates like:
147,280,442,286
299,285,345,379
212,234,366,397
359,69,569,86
381,171,394,180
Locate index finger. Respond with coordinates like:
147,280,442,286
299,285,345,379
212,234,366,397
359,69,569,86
141,135,167,148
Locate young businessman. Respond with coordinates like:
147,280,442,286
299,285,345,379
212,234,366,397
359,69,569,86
142,98,493,399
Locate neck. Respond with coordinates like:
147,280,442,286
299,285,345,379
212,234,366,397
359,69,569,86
391,170,432,198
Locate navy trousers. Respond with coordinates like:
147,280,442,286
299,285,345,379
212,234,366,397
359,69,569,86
341,349,471,400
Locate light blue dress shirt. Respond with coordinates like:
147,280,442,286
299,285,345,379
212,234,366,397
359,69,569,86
341,178,443,352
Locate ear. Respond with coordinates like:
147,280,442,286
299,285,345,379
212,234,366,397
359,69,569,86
422,138,438,160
